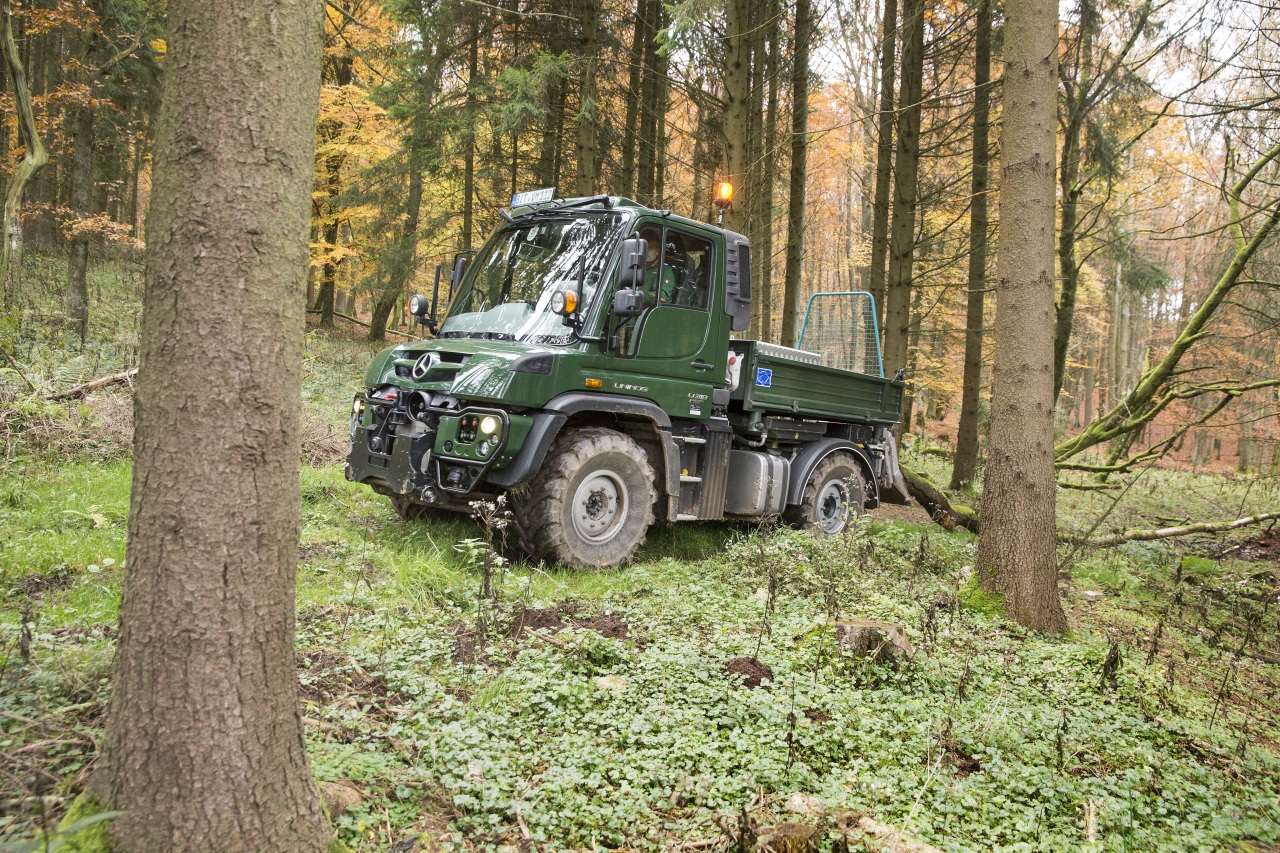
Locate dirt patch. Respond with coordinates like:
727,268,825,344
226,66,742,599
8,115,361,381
297,648,400,708
50,623,115,640
1238,531,1280,563
724,656,774,689
506,607,565,638
300,406,348,466
803,709,830,724
577,613,628,640
869,501,934,525
14,569,75,598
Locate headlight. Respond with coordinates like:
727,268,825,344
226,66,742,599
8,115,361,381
479,415,499,436
349,397,364,437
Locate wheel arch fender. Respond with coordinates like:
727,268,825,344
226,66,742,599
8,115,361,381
786,439,881,509
486,393,678,496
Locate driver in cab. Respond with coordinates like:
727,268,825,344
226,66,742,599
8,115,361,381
637,226,678,306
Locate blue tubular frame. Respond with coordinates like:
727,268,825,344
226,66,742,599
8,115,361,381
796,291,884,378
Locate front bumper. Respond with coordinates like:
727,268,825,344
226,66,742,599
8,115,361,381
343,390,529,504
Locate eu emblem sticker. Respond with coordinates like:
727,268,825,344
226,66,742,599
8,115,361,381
755,367,772,388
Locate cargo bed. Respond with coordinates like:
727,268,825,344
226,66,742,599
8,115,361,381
729,339,903,425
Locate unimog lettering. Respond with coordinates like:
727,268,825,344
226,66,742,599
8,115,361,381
345,195,909,568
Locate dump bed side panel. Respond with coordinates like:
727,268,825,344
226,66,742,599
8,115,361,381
730,339,902,425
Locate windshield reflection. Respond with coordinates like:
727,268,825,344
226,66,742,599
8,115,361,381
439,214,624,344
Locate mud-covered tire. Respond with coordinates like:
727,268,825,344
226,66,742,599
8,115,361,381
510,427,657,568
784,452,866,535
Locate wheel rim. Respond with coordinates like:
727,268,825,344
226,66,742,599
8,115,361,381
572,470,630,544
815,480,849,534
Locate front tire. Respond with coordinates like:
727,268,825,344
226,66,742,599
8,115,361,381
512,427,657,568
785,452,866,535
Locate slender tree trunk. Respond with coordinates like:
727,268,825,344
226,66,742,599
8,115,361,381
1,0,50,310
976,0,1066,632
781,0,813,347
882,0,923,384
91,0,331,848
370,166,424,341
462,20,479,251
951,0,991,491
67,102,94,348
620,0,644,198
867,0,897,328
722,0,751,234
759,0,780,342
574,0,600,196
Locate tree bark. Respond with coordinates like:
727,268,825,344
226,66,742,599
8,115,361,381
91,0,331,848
781,0,813,348
976,0,1066,632
867,0,897,328
882,0,923,383
950,0,992,491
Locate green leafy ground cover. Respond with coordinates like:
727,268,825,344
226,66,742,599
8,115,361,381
2,272,1278,851
2,455,1277,851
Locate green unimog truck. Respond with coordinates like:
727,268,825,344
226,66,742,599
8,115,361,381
344,193,909,567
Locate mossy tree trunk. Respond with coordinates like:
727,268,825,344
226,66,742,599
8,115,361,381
976,0,1067,633
91,0,331,849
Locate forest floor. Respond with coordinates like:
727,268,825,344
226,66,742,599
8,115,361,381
2,257,1279,851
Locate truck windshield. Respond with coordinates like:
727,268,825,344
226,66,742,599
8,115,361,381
439,213,624,343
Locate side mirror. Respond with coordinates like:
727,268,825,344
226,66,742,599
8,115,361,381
450,254,469,290
619,238,646,291
613,288,645,318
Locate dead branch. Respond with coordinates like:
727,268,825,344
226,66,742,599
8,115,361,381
899,465,979,532
306,309,420,340
1074,512,1279,548
46,368,138,401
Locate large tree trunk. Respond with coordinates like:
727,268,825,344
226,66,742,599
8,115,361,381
867,0,897,328
950,0,992,491
882,0,924,384
780,0,813,348
90,0,332,848
976,0,1066,632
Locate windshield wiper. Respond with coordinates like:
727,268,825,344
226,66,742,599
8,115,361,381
511,195,613,220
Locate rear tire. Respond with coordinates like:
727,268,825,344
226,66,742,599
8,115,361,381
511,427,656,568
784,452,866,535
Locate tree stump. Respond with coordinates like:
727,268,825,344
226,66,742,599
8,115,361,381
835,619,913,663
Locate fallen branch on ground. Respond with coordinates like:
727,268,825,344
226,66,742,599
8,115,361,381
306,309,419,340
898,465,979,532
1074,512,1279,548
46,368,138,401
